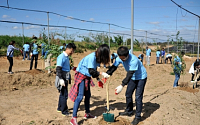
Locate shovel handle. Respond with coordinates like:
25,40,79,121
106,77,111,112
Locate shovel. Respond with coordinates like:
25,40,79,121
103,77,114,122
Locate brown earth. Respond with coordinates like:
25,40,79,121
0,50,200,125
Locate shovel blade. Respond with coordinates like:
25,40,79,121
103,113,114,122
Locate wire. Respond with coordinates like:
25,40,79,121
0,5,170,37
171,0,200,18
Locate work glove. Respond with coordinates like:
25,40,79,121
20,49,23,54
102,78,107,83
97,79,103,88
179,62,182,65
115,85,123,95
149,56,151,57
102,72,109,78
72,67,77,71
30,52,33,56
59,79,65,86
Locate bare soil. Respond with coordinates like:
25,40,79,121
0,50,200,125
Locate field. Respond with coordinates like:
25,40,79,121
0,50,200,125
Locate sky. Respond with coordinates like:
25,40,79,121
0,0,200,43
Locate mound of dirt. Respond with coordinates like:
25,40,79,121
178,87,199,93
98,117,131,125
25,69,44,75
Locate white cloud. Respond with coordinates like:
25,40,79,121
90,18,94,21
148,22,161,25
12,26,19,29
25,25,40,30
2,15,10,18
2,15,16,21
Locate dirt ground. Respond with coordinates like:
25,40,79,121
0,50,200,125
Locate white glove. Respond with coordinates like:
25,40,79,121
59,79,65,86
30,52,33,56
149,56,151,57
101,72,110,78
115,85,123,95
179,62,182,65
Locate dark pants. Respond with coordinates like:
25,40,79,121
7,56,13,72
125,78,147,119
73,80,91,117
57,80,69,114
156,57,160,64
191,73,195,81
165,57,172,64
30,54,38,70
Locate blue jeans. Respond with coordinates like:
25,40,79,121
173,72,180,87
125,78,147,119
57,81,68,114
73,80,91,117
23,51,30,60
156,57,160,64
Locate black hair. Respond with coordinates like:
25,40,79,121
111,53,115,57
181,51,185,55
63,43,66,46
26,42,29,44
66,43,76,50
9,40,15,45
95,44,110,64
141,54,144,57
33,36,37,39
117,46,129,57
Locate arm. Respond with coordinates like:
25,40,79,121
56,66,63,79
11,45,19,51
89,68,100,78
106,65,117,75
121,70,135,87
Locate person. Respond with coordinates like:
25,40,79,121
55,43,76,116
41,43,49,59
111,53,118,63
22,42,30,60
173,52,184,88
145,46,151,66
59,43,66,52
30,37,39,70
106,46,147,125
189,59,200,82
165,53,172,64
138,54,144,64
69,44,110,125
6,41,22,74
161,48,165,64
156,49,161,64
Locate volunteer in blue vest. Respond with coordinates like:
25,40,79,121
22,42,30,60
59,43,66,53
173,52,184,88
106,46,147,125
69,44,110,125
111,53,118,63
6,41,22,74
156,49,161,64
30,37,39,70
138,54,144,64
146,46,151,66
165,53,172,64
161,48,165,64
55,43,76,116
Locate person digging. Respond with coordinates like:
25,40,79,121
106,46,147,125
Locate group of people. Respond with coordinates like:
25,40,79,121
55,44,147,125
155,48,172,64
6,37,69,74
